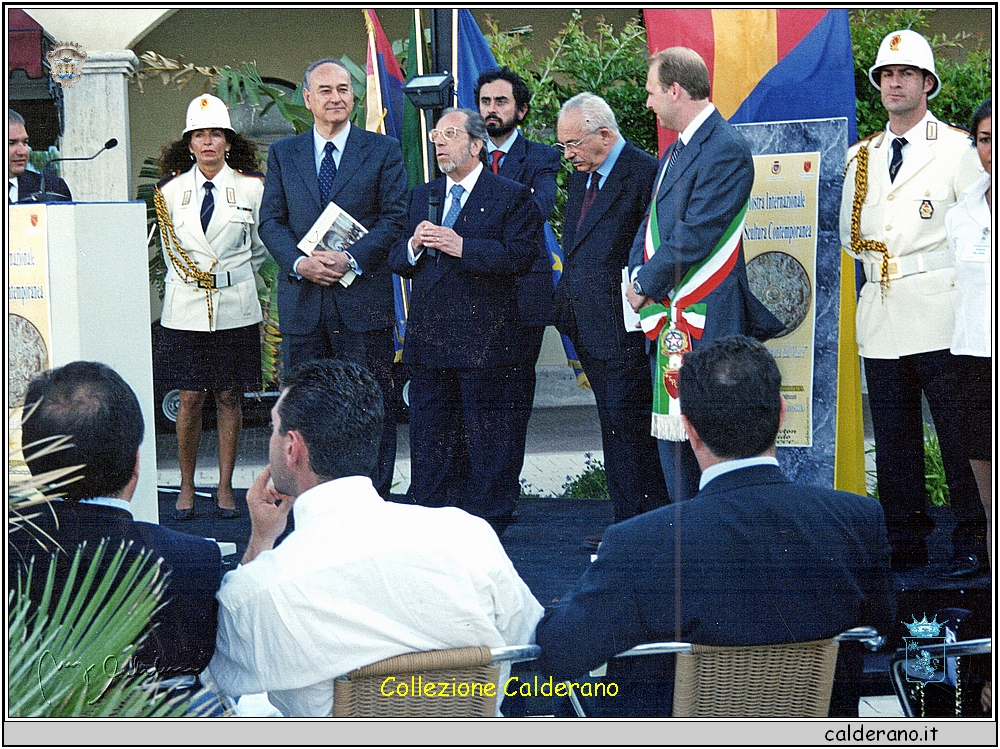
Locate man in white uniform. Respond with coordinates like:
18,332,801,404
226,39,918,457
208,359,542,716
840,30,985,576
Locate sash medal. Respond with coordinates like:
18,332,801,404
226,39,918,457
640,193,747,441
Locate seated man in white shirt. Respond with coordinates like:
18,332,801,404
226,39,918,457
207,359,543,717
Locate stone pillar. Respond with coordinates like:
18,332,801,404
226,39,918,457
60,50,138,202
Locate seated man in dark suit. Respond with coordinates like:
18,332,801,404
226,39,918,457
388,108,541,535
534,336,894,716
8,109,71,202
10,361,222,675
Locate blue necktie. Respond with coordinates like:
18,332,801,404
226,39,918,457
200,181,214,233
319,141,337,204
442,184,465,228
663,139,684,180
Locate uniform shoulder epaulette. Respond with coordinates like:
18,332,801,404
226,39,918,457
944,122,971,135
235,169,265,180
849,131,882,149
156,170,183,189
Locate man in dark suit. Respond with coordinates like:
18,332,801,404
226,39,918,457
626,48,782,503
388,108,541,535
259,59,407,497
554,92,667,533
8,109,71,202
476,67,559,506
9,361,222,675
534,336,894,717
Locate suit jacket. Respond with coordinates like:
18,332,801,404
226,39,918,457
534,464,894,715
16,169,72,202
556,141,658,359
840,112,982,358
8,501,223,675
259,125,408,334
629,108,782,345
158,164,268,332
496,133,560,328
388,170,541,369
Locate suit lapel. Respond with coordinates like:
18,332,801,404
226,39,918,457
499,134,527,179
572,151,628,250
291,131,323,210
328,126,368,205
657,112,715,203
886,131,933,193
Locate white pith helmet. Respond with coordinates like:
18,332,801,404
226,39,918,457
868,29,939,100
183,94,233,135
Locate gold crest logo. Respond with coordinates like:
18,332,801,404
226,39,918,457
890,35,901,51
46,42,87,89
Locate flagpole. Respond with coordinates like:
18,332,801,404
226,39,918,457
451,8,459,107
415,8,430,183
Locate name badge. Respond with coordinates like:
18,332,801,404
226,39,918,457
961,229,990,262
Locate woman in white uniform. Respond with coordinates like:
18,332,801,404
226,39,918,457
155,94,268,520
947,97,992,564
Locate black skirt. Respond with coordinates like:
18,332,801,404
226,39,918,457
158,323,262,392
954,354,992,462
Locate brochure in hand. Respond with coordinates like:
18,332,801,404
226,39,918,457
296,201,367,287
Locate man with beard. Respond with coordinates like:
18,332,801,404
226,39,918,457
388,108,542,535
476,68,559,511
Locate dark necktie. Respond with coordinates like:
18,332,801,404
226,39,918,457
319,141,338,204
663,139,685,180
576,174,600,232
442,184,465,228
200,181,214,233
889,137,907,183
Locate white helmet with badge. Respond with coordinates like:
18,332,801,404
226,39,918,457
183,94,233,134
868,29,939,99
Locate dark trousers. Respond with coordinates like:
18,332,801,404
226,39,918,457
649,352,701,503
578,343,669,522
505,325,546,504
865,351,985,559
282,318,397,498
408,363,521,534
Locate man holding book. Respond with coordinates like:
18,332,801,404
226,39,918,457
259,59,407,496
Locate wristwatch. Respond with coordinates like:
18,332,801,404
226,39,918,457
632,279,644,296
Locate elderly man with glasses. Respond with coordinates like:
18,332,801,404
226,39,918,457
389,108,543,536
553,93,668,547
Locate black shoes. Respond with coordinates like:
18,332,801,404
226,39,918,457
172,507,194,521
215,505,240,520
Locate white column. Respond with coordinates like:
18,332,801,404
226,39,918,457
60,50,138,202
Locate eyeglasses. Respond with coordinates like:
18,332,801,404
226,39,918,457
554,129,600,153
429,126,467,142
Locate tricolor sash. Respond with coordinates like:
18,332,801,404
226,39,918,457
641,201,748,440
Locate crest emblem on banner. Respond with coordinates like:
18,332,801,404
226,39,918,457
771,161,781,175
803,161,812,173
47,42,87,89
902,614,946,682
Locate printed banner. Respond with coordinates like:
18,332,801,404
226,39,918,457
743,153,820,447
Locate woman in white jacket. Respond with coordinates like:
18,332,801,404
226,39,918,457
155,94,268,520
947,97,992,566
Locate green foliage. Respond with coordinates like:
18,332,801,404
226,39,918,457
866,425,950,507
561,453,610,499
483,12,656,239
850,10,992,139
8,541,191,717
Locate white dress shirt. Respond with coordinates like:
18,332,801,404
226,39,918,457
208,475,543,717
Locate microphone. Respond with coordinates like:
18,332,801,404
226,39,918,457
31,138,119,202
428,192,441,224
